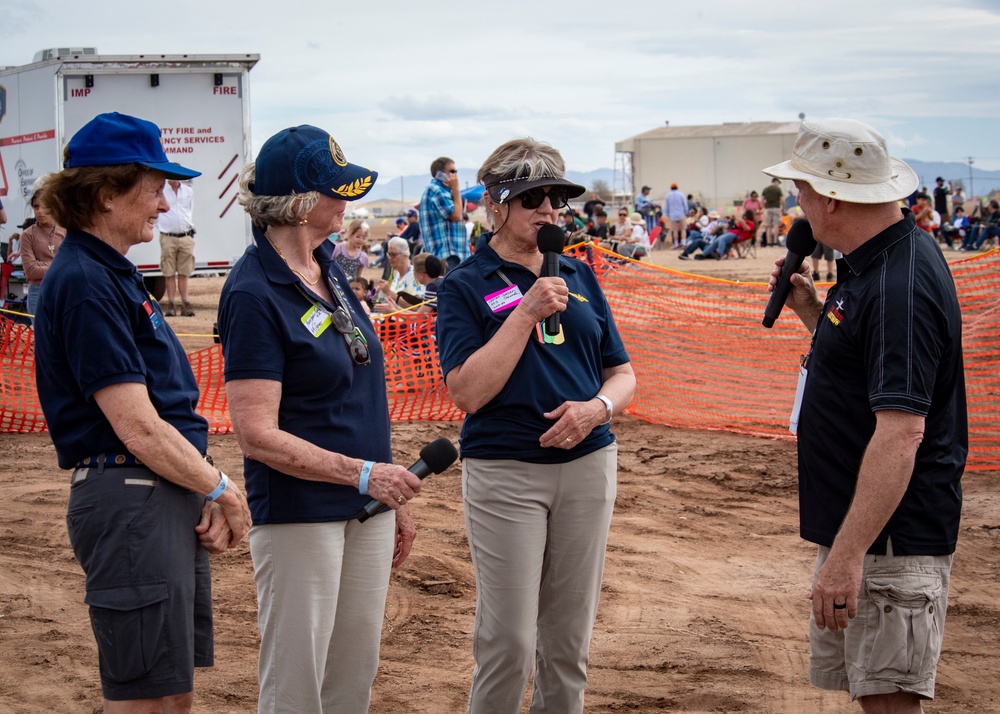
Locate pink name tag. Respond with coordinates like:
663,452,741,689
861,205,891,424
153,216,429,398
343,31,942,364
484,284,523,312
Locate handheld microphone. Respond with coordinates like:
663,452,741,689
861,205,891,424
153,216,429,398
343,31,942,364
762,218,817,328
536,224,566,336
355,437,459,522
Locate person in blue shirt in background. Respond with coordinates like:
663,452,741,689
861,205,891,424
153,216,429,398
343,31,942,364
419,156,468,270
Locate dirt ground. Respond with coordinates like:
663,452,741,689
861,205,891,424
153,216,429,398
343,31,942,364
1,242,997,713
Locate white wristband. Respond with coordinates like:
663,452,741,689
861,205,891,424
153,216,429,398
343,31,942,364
358,461,374,495
206,471,228,501
595,394,613,424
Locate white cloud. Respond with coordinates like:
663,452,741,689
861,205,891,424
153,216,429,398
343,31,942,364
1,0,999,173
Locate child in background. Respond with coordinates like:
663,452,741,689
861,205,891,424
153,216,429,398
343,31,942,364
349,276,373,314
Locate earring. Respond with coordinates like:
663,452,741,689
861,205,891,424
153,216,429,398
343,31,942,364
299,218,308,226
106,204,111,210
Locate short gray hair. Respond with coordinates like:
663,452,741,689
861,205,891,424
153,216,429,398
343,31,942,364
387,236,409,256
238,162,320,229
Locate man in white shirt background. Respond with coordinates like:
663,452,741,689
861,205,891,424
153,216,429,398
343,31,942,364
157,179,196,316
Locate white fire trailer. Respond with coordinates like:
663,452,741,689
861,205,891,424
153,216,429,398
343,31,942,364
0,48,258,297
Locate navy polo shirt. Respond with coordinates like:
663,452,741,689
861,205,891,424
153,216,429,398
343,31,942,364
218,227,392,524
436,238,629,464
797,211,966,556
34,230,207,469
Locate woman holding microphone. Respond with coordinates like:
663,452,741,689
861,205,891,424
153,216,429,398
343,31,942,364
436,137,635,713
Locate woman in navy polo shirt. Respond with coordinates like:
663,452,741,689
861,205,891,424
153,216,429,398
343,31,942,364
33,112,252,711
436,138,636,713
217,125,424,713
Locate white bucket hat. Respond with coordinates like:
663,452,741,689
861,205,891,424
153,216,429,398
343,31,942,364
762,118,918,204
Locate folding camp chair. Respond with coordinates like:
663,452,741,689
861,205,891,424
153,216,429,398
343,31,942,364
730,235,755,259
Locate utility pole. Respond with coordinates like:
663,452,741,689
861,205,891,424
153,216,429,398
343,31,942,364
967,157,974,201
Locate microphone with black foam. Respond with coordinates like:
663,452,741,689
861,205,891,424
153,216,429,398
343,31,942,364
536,224,566,336
762,218,818,328
355,437,459,522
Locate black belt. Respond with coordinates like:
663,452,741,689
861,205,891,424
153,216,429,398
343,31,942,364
75,452,214,469
161,231,194,237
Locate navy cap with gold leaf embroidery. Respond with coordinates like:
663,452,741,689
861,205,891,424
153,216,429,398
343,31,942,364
251,125,377,201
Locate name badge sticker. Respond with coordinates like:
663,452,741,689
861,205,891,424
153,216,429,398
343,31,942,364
484,284,523,312
301,305,333,337
789,365,808,435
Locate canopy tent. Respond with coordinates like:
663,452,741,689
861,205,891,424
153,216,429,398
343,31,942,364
461,185,485,203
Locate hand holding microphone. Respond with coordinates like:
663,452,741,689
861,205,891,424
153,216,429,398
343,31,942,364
356,438,459,522
762,218,818,328
536,224,567,336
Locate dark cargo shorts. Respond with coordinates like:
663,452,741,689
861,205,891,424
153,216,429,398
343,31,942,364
66,466,213,700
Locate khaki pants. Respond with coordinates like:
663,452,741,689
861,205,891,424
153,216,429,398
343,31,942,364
250,513,395,714
463,444,617,713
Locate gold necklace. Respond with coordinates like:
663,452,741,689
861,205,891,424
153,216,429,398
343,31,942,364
266,236,320,285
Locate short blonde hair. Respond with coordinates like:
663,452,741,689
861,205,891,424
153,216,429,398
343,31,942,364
477,137,566,188
238,162,320,229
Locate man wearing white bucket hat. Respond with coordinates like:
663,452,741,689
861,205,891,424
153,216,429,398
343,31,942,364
763,118,967,712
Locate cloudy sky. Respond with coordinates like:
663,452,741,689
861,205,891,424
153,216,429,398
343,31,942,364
2,0,999,181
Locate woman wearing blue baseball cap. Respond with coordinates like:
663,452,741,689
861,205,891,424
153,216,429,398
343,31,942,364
33,112,252,712
217,125,423,713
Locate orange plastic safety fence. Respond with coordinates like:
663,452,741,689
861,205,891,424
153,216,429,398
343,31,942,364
2,247,997,470
565,243,999,471
0,318,46,434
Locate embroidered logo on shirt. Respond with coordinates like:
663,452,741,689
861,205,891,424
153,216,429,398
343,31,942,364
826,298,845,327
143,300,162,330
568,291,589,303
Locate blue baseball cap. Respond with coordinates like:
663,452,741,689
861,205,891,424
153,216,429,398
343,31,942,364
64,112,200,180
251,125,377,201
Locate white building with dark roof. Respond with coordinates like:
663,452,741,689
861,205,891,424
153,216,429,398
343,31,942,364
615,121,801,210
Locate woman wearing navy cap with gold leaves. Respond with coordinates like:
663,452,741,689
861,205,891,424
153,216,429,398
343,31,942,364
34,112,252,713
218,125,423,713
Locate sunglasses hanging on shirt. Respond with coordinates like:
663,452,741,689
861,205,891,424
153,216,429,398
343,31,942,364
324,276,372,366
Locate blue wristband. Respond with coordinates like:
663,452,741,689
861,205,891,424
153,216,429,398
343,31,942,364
358,461,374,495
206,471,228,501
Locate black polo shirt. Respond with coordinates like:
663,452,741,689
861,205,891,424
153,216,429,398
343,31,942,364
34,230,207,469
797,210,966,556
218,228,392,524
436,237,629,464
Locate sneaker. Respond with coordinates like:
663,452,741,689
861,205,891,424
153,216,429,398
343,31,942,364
182,302,195,317
678,254,690,260
826,272,834,281
812,272,820,281
165,302,176,317
693,254,706,260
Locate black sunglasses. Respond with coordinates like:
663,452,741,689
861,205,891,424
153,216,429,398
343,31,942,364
326,277,371,366
518,186,570,210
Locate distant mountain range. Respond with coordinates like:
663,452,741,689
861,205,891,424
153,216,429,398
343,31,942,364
364,161,1000,204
